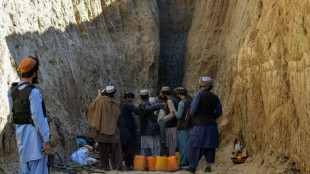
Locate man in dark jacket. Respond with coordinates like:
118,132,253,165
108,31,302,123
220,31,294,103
138,90,164,156
118,92,138,170
186,77,222,173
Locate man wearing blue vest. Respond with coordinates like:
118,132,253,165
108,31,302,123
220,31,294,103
8,57,50,174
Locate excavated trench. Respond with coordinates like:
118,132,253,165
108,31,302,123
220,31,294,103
157,0,194,90
1,0,310,173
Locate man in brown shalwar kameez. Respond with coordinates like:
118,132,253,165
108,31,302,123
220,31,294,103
88,86,125,171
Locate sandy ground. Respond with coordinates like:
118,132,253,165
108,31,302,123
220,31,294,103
49,143,301,174
1,143,302,174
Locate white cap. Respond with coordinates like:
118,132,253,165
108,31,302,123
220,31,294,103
105,86,116,93
199,76,213,86
161,86,170,92
140,89,149,96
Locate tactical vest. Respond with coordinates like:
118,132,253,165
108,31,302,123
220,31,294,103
164,96,178,128
177,96,192,130
11,82,46,125
191,91,218,126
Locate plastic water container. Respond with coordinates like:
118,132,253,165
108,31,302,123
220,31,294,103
134,155,147,171
155,156,168,171
147,156,156,171
175,152,180,165
167,156,179,172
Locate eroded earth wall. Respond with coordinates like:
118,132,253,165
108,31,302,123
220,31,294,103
0,0,159,170
184,0,310,173
1,0,310,173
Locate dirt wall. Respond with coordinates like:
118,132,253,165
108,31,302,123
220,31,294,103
0,0,159,172
184,0,310,173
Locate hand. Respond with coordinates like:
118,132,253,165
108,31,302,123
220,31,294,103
41,142,51,155
96,89,101,99
162,102,167,107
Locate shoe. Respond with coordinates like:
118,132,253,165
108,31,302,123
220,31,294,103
181,165,190,170
185,166,196,173
116,166,127,172
180,163,189,168
99,165,110,171
103,168,110,171
204,166,211,172
125,166,134,171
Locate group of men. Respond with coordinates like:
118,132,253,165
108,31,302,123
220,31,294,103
88,78,223,173
9,57,222,174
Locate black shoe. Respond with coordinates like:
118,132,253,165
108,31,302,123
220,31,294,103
125,166,134,171
185,166,196,173
204,166,211,172
116,166,127,172
103,168,110,171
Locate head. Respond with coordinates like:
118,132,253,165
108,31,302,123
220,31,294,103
158,94,167,103
140,90,149,101
199,76,213,91
174,87,188,100
18,56,40,84
102,86,116,98
161,86,171,98
123,92,135,102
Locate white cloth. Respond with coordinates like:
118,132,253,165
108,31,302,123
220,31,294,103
19,154,48,174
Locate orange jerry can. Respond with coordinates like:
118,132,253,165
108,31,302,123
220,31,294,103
147,156,156,171
155,156,168,171
231,152,238,164
134,155,147,171
241,150,248,163
167,156,179,172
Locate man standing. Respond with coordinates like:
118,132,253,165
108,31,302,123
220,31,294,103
118,92,138,170
8,57,50,174
88,86,125,171
138,90,164,156
160,87,178,156
186,77,222,173
174,87,192,166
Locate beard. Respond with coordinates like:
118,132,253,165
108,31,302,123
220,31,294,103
177,96,181,102
32,73,39,84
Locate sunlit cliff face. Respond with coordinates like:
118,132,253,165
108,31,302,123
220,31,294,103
1,0,310,173
0,0,160,165
184,0,310,172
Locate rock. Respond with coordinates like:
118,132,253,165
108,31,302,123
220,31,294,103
0,0,160,168
184,0,310,172
1,0,310,173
